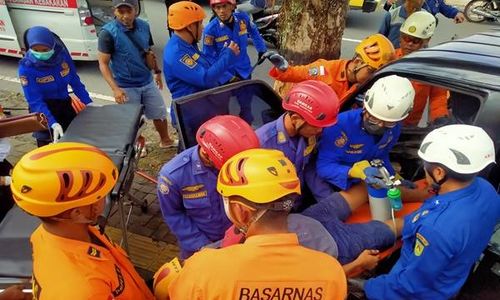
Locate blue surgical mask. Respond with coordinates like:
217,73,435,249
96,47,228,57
30,48,55,61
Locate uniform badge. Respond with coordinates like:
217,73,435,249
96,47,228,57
414,232,429,256
215,35,229,43
19,76,28,86
182,184,204,192
192,53,200,61
60,62,70,77
36,75,55,84
277,131,287,144
87,246,101,258
180,54,197,69
412,212,421,223
408,25,417,33
308,67,319,76
350,144,364,150
159,182,169,195
335,131,348,147
204,35,214,46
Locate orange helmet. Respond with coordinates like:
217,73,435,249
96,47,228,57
168,1,206,30
217,149,300,205
153,257,182,299
355,34,395,70
11,142,118,217
196,115,260,170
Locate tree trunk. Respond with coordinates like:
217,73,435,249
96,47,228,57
274,0,348,96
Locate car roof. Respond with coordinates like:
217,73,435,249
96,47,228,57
379,29,500,92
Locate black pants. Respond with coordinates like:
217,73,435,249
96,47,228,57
34,97,76,147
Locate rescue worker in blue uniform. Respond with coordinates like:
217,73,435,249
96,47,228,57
163,1,240,123
383,0,465,23
203,0,267,84
18,26,92,146
157,115,259,259
362,124,500,299
316,75,415,202
256,80,340,209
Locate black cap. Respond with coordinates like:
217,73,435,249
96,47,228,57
112,0,138,8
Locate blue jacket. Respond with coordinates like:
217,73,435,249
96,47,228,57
365,178,500,299
379,6,413,48
163,34,237,100
157,146,231,259
423,0,459,18
102,19,153,88
317,109,400,190
202,12,267,83
18,47,92,126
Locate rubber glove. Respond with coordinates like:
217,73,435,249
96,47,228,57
363,167,386,188
268,52,289,71
51,123,64,143
348,160,371,179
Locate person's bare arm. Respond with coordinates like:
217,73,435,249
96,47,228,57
342,250,380,278
97,51,127,104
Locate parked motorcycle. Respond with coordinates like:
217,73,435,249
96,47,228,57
253,11,279,48
464,0,499,23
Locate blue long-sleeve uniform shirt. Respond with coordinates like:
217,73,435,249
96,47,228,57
423,0,459,18
317,109,400,190
365,177,500,299
163,34,237,100
378,5,411,48
202,12,267,83
18,50,92,126
157,146,232,259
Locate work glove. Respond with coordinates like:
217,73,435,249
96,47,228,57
267,51,289,71
0,175,11,186
348,160,371,179
51,123,64,143
363,167,387,189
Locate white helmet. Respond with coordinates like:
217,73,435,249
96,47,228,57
418,124,496,174
364,75,415,122
400,11,437,40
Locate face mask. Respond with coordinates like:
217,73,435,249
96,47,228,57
363,118,387,136
30,48,55,61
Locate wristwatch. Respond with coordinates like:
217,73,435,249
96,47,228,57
154,69,162,74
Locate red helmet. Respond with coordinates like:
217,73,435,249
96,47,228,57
196,115,260,169
282,80,340,128
210,0,236,6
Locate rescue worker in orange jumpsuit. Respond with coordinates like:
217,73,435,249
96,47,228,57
267,34,395,102
10,142,155,300
397,11,450,127
168,149,347,299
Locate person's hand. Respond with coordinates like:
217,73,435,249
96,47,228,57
268,52,289,71
356,249,380,271
454,12,465,23
0,285,31,300
227,41,240,56
348,160,371,179
154,72,163,90
364,167,386,188
112,88,127,104
51,123,64,143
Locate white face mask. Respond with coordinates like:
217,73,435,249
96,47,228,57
0,138,11,162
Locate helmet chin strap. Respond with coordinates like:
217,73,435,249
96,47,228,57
187,23,199,44
426,166,448,195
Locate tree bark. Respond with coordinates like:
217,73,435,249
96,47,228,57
274,0,348,96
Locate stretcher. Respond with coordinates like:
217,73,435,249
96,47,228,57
60,103,145,252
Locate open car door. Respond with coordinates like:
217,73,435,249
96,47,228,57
173,79,284,151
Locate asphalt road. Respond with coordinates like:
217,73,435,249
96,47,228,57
0,0,497,108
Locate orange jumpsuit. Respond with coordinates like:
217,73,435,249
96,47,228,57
395,49,449,126
30,225,155,300
169,233,347,300
269,59,358,103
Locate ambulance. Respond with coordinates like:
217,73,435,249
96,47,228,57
0,0,145,61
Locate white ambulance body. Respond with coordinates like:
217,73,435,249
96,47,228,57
0,0,144,61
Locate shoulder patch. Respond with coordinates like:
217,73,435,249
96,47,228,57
36,75,55,84
335,131,348,147
87,246,101,258
277,131,287,144
60,62,70,77
204,35,214,46
414,233,429,257
180,54,197,69
19,76,28,86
